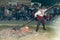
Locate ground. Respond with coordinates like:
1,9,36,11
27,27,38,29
0,16,60,40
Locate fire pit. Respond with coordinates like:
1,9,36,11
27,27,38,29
0,26,33,38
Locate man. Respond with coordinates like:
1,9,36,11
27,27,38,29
34,8,47,32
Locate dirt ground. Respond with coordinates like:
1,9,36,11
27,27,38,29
0,26,55,40
0,16,60,40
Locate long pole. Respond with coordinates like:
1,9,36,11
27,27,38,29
13,3,59,30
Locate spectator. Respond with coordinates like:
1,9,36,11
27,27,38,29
4,8,9,20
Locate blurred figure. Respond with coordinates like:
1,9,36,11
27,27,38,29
4,8,9,20
34,8,47,32
0,4,5,20
46,14,51,21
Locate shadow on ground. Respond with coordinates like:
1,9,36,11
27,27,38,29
0,25,55,40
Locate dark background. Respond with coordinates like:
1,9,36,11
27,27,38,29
31,0,60,6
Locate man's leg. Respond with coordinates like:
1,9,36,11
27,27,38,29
36,21,40,32
42,22,46,30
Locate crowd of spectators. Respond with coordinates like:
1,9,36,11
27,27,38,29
0,3,39,21
0,3,60,21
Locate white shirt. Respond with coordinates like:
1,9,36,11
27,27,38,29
34,9,47,17
5,9,10,14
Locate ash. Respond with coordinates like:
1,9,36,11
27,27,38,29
0,27,33,38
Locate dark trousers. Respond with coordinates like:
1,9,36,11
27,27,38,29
36,19,46,32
